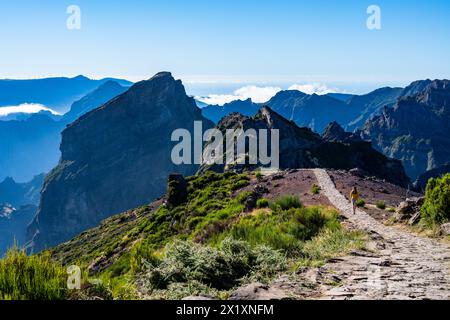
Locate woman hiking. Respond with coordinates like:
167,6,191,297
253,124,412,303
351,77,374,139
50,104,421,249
350,187,360,215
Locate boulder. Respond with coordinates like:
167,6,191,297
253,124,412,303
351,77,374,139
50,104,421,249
440,223,450,236
395,197,424,223
229,283,289,300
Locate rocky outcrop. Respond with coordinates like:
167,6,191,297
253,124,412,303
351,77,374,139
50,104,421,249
200,107,410,187
322,121,362,143
394,197,424,225
28,72,213,251
440,223,450,236
229,283,290,300
360,80,450,181
167,174,188,207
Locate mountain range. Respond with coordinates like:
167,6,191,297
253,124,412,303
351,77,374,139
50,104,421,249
0,80,128,182
200,106,409,187
0,75,131,113
0,72,448,256
360,79,450,180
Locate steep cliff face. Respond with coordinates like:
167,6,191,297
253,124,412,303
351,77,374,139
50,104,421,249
360,80,450,180
29,72,213,251
200,107,409,187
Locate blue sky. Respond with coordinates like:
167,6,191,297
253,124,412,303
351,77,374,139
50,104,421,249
0,0,449,96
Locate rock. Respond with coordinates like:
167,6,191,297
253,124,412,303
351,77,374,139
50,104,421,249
395,197,424,222
408,211,422,226
349,168,369,178
167,174,188,207
323,121,361,143
440,223,450,236
229,283,289,300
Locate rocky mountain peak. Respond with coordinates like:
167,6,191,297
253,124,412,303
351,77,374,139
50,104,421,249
29,72,213,251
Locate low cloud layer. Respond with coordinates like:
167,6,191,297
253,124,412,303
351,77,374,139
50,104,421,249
0,103,60,117
196,83,339,106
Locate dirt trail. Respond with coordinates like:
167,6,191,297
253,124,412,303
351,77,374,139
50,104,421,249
313,169,450,300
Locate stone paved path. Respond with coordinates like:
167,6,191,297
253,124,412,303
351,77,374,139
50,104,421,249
313,169,450,300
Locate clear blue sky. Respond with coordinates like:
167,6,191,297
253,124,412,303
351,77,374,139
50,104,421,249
0,0,449,94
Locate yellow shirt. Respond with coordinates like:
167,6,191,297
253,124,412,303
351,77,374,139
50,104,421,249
350,191,359,200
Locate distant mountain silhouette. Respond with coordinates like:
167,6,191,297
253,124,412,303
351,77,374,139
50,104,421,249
0,75,131,113
62,81,128,124
0,114,62,182
0,203,37,256
199,87,404,134
0,81,128,182
202,98,260,123
0,174,44,207
360,79,450,180
265,90,355,133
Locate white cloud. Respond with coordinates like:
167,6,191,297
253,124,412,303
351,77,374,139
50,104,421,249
196,83,342,106
196,85,282,106
288,83,338,95
0,103,61,117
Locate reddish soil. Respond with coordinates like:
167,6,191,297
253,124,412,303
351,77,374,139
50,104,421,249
328,169,423,222
243,169,333,208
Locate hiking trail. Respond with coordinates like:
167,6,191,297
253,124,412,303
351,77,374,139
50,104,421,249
312,169,450,300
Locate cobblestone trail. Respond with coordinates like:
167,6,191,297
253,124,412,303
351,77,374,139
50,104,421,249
313,169,450,300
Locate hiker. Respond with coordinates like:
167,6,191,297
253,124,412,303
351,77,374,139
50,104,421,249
350,187,359,214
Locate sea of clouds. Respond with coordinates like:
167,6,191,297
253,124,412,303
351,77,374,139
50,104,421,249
195,83,339,106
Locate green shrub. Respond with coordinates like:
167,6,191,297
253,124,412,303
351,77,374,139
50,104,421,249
311,184,321,195
142,238,286,291
219,207,340,255
256,198,269,208
376,201,386,210
356,199,365,207
269,194,302,211
301,228,366,262
421,174,450,226
0,248,67,300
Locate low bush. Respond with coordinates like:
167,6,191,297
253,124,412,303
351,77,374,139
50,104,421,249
218,206,340,255
142,238,286,291
376,201,386,210
269,194,302,211
311,184,321,195
301,228,366,263
356,199,365,207
256,198,269,208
